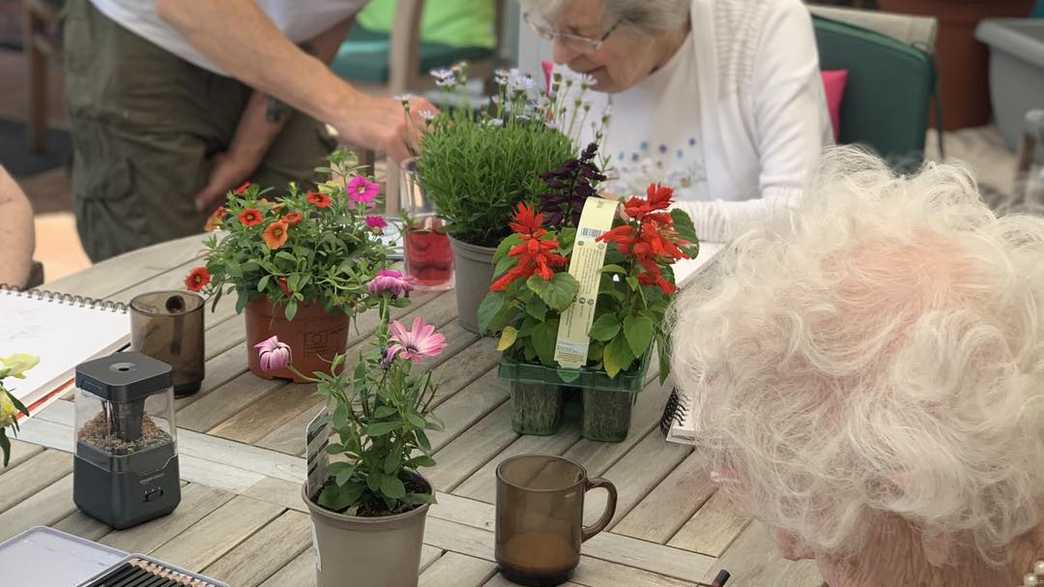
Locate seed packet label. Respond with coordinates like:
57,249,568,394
555,197,619,368
305,408,330,501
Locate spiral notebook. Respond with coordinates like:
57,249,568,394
0,286,131,420
659,241,725,446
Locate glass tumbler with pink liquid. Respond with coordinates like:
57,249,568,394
400,158,454,290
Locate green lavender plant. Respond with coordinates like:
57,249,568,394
414,65,605,247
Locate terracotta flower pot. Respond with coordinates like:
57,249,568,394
303,479,431,587
877,0,1035,130
244,298,349,383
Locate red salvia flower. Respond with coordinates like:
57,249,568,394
624,183,674,221
489,203,566,292
234,181,252,194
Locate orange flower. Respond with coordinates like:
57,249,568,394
263,221,290,250
283,211,303,226
234,181,252,194
307,192,332,209
185,267,211,292
238,208,263,227
203,207,226,232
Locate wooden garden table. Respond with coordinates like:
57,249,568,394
0,234,823,586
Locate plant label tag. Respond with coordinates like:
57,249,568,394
305,408,330,501
555,197,619,369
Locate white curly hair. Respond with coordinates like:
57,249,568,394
670,147,1044,566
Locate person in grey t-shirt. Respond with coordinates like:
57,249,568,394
64,0,435,262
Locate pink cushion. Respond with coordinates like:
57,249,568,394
541,60,554,95
821,69,848,142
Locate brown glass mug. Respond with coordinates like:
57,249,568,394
495,455,618,586
130,291,205,397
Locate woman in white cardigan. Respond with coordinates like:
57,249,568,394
523,0,833,243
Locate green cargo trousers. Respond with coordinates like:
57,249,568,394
62,0,336,262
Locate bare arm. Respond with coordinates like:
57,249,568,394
157,0,432,162
0,167,35,287
193,18,356,211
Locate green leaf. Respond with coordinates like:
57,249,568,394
285,299,299,321
406,413,427,429
558,227,577,252
318,481,364,511
670,208,699,245
498,326,518,352
601,264,628,275
0,431,9,467
235,293,249,314
374,406,398,418
408,455,436,468
402,492,437,505
526,273,578,312
365,421,400,437
525,296,547,321
288,273,301,292
589,313,621,342
415,430,431,452
494,233,523,263
603,334,635,379
257,274,270,292
492,255,517,280
477,292,506,335
623,315,655,357
380,475,407,499
326,443,345,454
329,462,357,486
531,320,559,366
384,448,402,475
626,276,639,291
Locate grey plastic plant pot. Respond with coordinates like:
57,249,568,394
977,18,1044,160
448,236,497,334
303,481,432,587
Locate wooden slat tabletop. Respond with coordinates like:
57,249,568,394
2,234,823,586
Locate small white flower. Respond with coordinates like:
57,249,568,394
419,109,436,121
483,118,504,128
430,68,454,81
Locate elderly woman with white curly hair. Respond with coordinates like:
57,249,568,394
670,147,1044,586
521,0,833,244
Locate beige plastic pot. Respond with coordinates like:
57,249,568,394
303,482,431,587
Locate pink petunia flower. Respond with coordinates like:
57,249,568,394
365,215,388,232
386,317,446,364
368,269,413,299
255,335,291,372
347,176,380,205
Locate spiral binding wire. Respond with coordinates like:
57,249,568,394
0,283,129,313
659,386,690,437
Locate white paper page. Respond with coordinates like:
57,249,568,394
0,293,130,413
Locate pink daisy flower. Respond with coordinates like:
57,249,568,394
347,176,380,205
254,335,291,372
386,317,446,364
368,269,413,299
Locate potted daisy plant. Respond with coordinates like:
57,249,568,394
185,149,390,382
256,271,445,587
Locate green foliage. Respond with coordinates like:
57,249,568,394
415,64,600,247
195,149,390,320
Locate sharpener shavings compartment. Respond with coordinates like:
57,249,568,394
73,351,181,529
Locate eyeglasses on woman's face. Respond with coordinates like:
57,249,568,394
523,11,621,54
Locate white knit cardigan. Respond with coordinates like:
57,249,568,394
569,0,833,243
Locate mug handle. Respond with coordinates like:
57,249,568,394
581,477,618,542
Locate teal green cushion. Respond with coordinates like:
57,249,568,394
331,26,495,84
813,16,936,170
